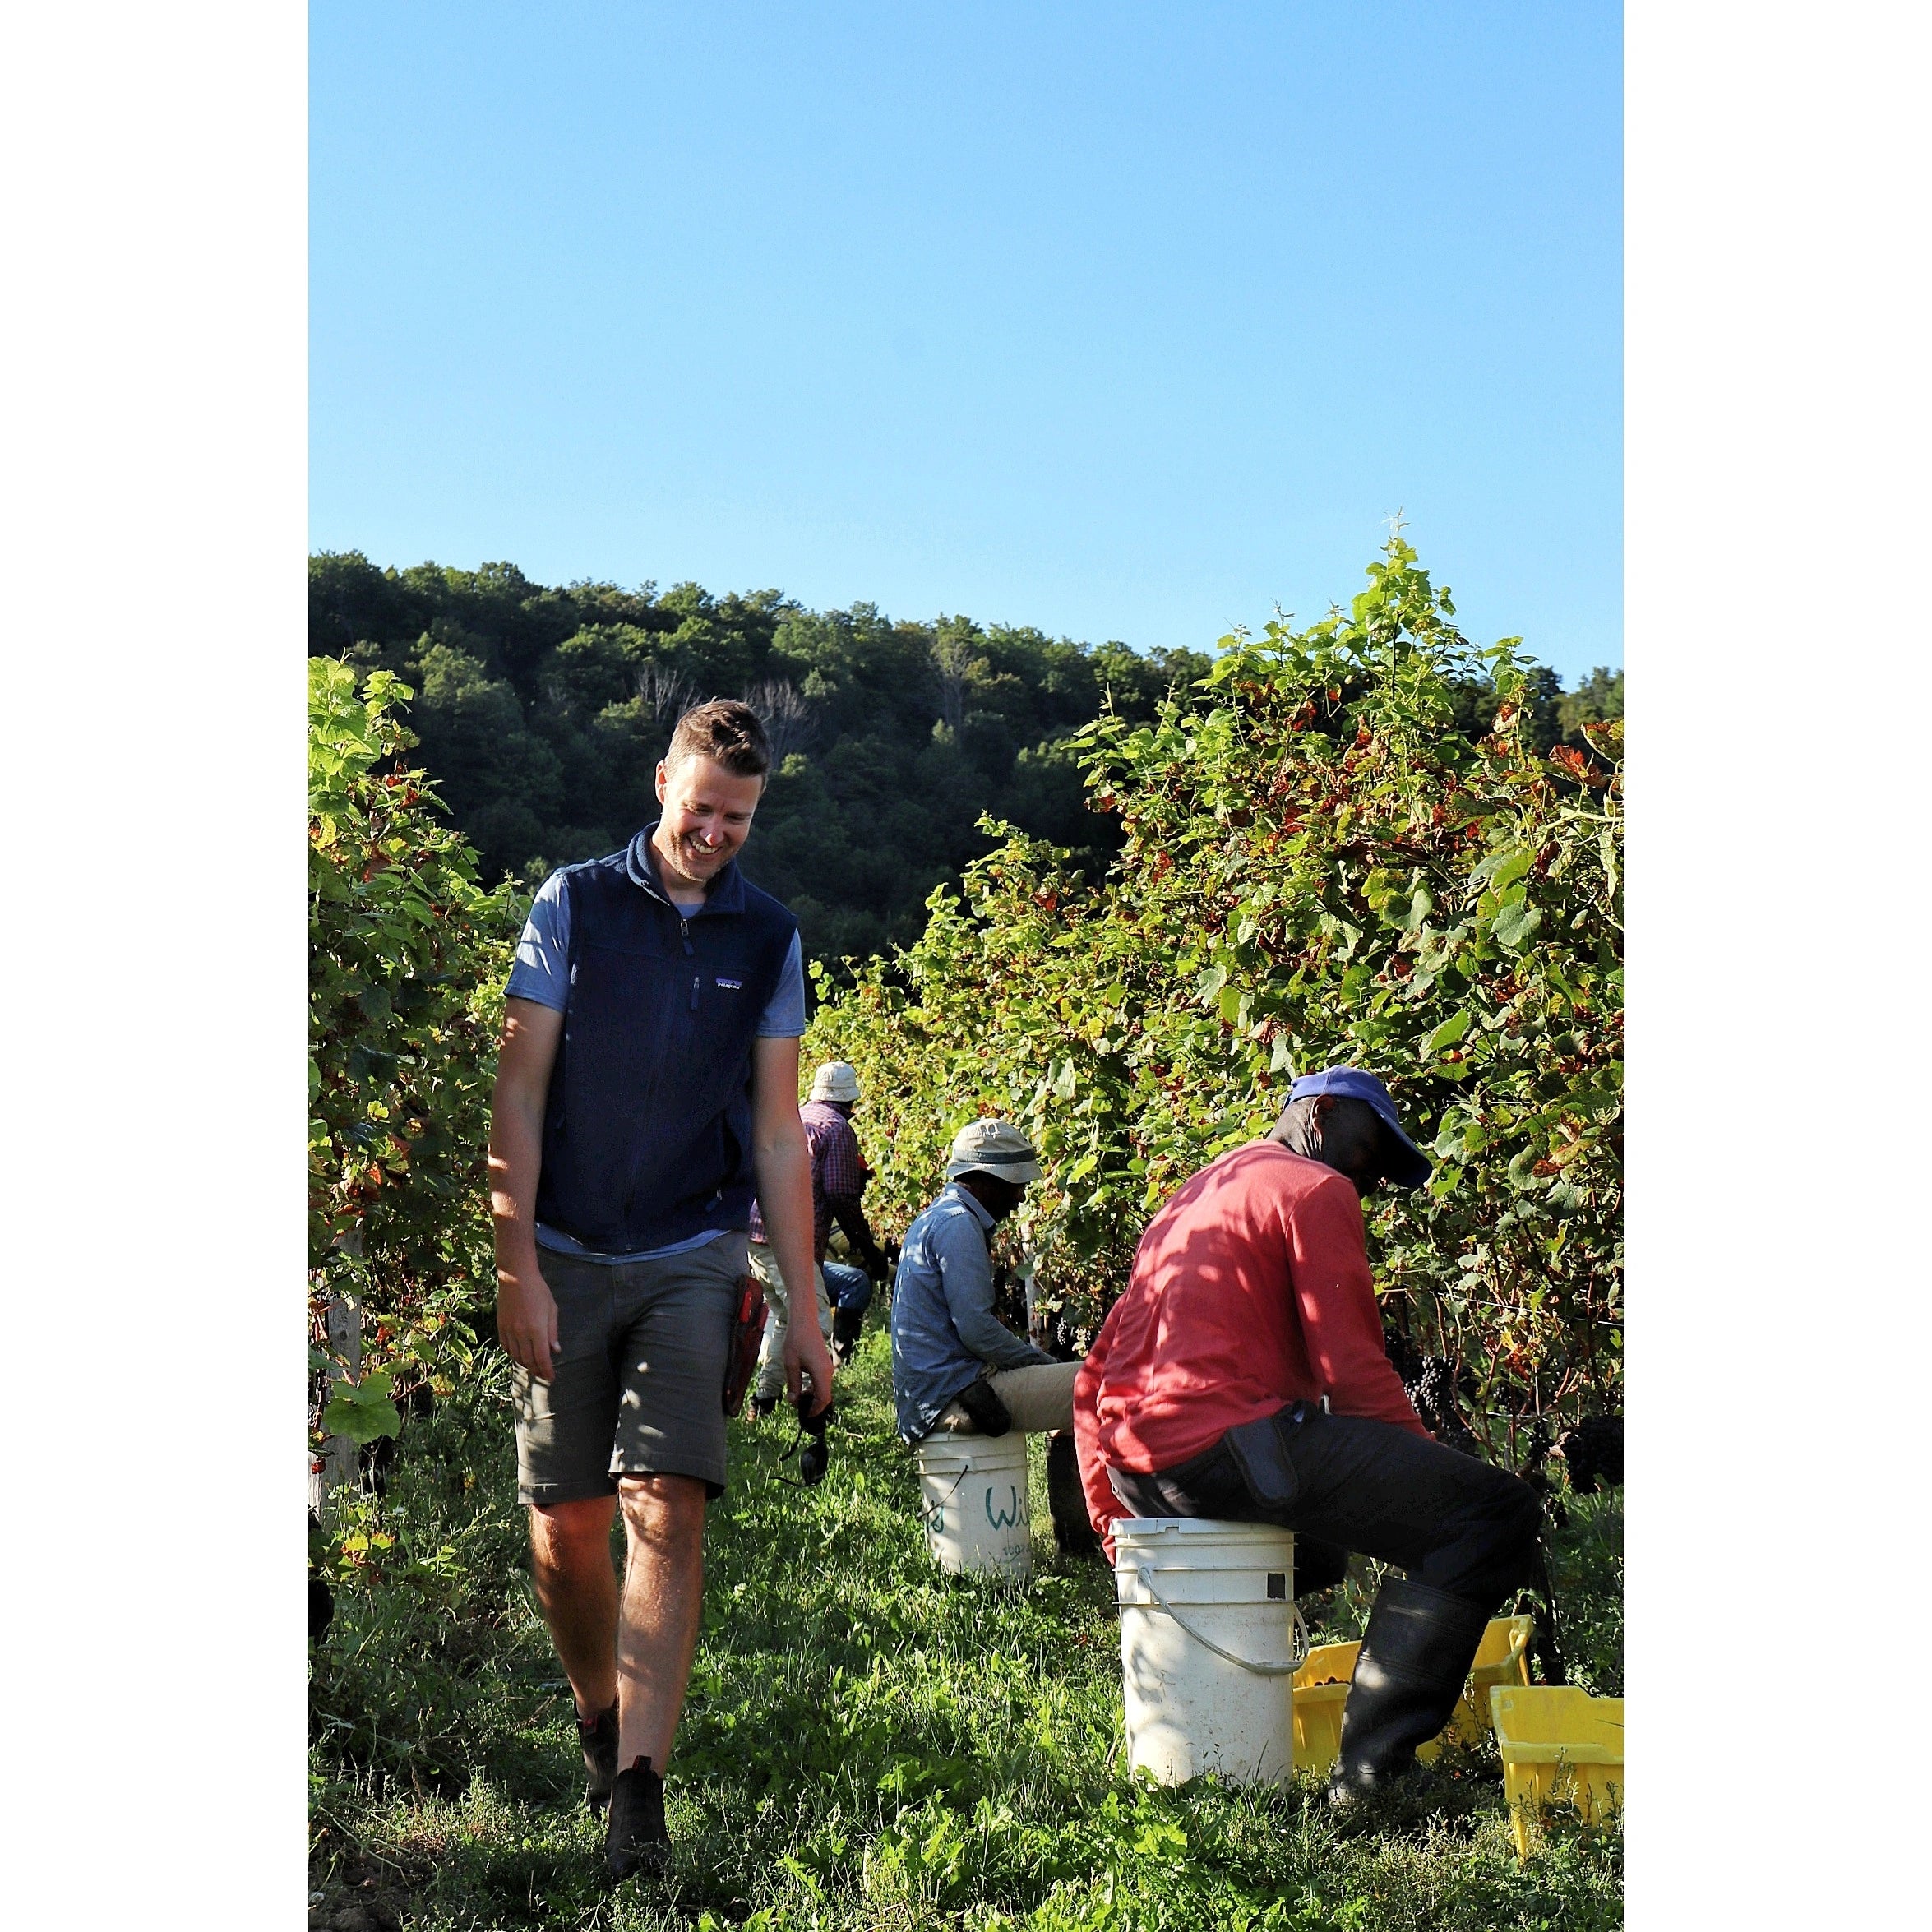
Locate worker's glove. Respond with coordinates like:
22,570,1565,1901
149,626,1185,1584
954,1375,1012,1438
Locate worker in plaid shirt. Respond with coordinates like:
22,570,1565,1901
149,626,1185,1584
747,1061,890,1412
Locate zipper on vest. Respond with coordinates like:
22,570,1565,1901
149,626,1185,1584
689,972,700,1012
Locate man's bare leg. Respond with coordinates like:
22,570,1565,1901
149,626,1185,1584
613,1472,708,1768
529,1495,620,1720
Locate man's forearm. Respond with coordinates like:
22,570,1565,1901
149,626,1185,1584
488,1001,566,1378
938,1231,1053,1370
955,1305,1055,1371
488,1089,546,1268
490,1000,564,1273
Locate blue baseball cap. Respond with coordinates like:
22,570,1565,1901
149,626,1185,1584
1286,1066,1432,1190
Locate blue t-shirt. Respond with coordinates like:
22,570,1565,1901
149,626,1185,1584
506,862,807,1264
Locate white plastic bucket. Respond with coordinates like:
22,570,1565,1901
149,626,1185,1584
1114,1517,1309,1786
914,1432,1033,1582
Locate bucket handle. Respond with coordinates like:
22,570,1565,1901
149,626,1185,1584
922,1464,972,1512
1133,1565,1310,1677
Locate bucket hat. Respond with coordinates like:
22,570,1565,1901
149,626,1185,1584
809,1061,862,1104
944,1118,1043,1186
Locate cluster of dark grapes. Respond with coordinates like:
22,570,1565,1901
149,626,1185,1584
1383,1324,1481,1449
1518,1417,1569,1528
1557,1413,1623,1494
1408,1354,1456,1423
1405,1353,1481,1456
1381,1323,1425,1386
1377,1328,1625,1500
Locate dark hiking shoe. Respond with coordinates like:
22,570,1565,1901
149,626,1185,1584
1325,1752,1493,1835
579,1700,619,1813
831,1305,865,1366
1324,1761,1451,1832
605,1755,669,1881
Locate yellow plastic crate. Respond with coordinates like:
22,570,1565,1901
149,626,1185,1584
1449,1613,1534,1744
1290,1617,1535,1776
1490,1685,1625,1858
1291,1639,1360,1777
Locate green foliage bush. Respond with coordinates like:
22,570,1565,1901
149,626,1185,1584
309,659,519,1443
807,540,1622,1443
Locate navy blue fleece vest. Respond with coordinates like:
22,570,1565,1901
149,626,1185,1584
534,829,798,1254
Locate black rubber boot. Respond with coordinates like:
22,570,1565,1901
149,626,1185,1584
1327,1577,1490,1810
605,1754,669,1880
1046,1431,1100,1558
578,1699,619,1814
831,1305,865,1366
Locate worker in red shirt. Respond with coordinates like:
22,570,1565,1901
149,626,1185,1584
1073,1066,1541,1809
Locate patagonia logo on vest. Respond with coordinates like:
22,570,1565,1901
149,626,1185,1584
715,977,742,990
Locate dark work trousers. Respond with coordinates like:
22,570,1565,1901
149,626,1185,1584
1109,1402,1541,1614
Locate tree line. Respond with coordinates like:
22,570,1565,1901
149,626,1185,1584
311,550,1621,968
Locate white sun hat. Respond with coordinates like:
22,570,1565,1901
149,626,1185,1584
809,1061,862,1103
944,1117,1043,1186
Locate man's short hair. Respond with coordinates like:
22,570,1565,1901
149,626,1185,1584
666,699,772,780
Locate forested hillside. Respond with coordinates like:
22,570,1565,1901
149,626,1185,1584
310,551,1620,966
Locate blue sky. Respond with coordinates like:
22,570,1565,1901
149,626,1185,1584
312,2,1620,682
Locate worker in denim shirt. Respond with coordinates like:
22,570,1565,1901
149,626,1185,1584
890,1118,1098,1555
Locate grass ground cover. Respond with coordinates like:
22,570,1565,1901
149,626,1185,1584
310,1324,1622,1931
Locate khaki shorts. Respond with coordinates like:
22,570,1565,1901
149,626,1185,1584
511,1232,748,1506
933,1361,1079,1435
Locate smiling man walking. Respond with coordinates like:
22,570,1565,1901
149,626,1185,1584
488,699,833,1882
